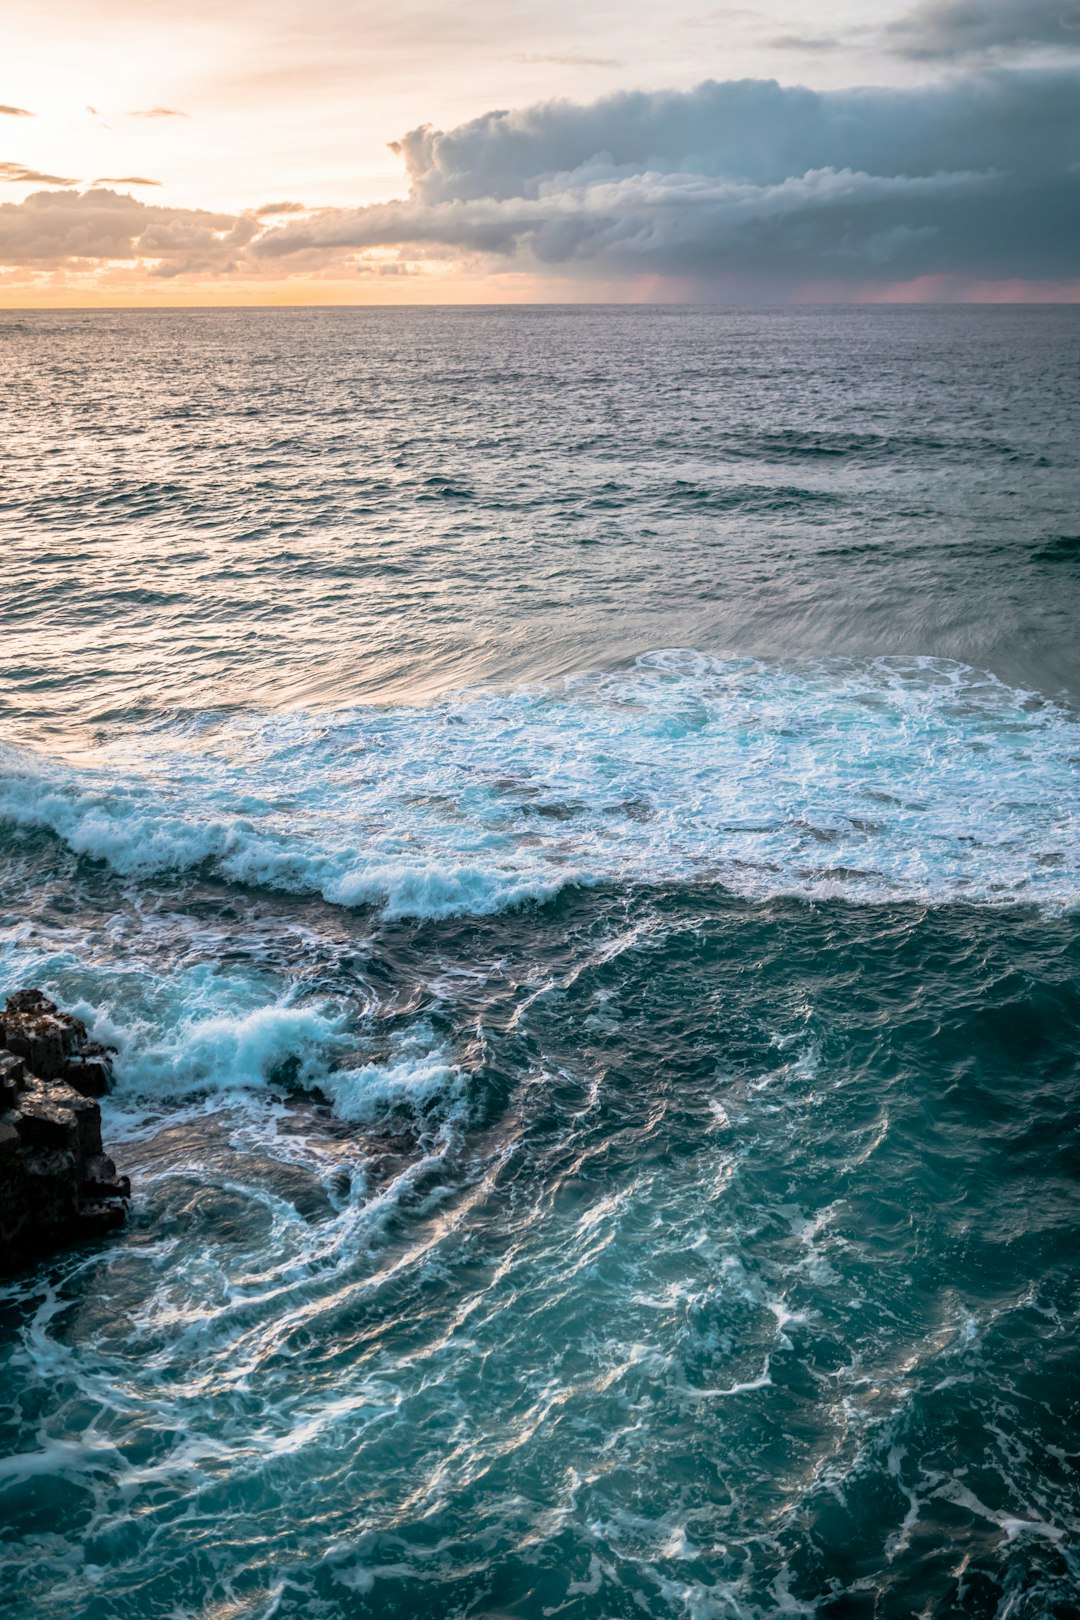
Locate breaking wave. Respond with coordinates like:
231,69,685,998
2,653,1077,917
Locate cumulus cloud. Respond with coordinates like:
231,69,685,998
256,165,990,271
0,187,251,273
255,71,1080,284
1,69,1077,294
887,0,1080,62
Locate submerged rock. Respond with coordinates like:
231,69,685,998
0,990,129,1271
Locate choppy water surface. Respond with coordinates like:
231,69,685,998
1,307,1079,1619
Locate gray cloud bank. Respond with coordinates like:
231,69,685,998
256,71,1080,285
1,69,1078,291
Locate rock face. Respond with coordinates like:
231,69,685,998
0,990,130,1271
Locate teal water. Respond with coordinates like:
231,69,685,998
1,307,1078,1618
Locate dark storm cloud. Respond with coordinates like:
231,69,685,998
887,0,1080,61
255,71,1080,284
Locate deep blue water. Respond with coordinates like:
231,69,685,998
1,306,1078,1618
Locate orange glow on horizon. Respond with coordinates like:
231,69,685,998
3,274,1080,309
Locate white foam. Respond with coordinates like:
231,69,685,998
3,653,1078,918
113,1001,345,1098
325,1028,467,1132
37,964,349,1106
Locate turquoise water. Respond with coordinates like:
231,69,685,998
1,307,1078,1618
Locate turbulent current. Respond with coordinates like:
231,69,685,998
1,306,1078,1619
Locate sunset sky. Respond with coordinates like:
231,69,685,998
3,0,1079,303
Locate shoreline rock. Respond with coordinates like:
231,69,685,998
0,990,130,1273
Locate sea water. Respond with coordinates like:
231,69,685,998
0,306,1078,1618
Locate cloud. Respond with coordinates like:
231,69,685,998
95,175,161,187
887,0,1080,61
257,166,990,268
503,54,623,68
1,69,1077,296
0,187,250,272
0,162,78,186
129,106,187,118
766,34,842,52
255,70,1080,285
377,73,1070,204
254,200,308,216
0,105,34,118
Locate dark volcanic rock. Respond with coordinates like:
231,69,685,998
63,1055,112,1098
5,988,56,1016
0,989,129,1271
0,1053,23,1110
1,990,87,1080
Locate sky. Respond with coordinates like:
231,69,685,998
2,0,1079,303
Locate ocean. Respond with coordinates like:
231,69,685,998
1,305,1078,1618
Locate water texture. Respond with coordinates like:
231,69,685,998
0,306,1078,1619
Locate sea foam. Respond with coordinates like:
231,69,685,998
2,654,1078,918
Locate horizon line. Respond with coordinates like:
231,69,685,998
4,299,1080,312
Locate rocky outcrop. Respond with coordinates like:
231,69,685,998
0,990,130,1271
